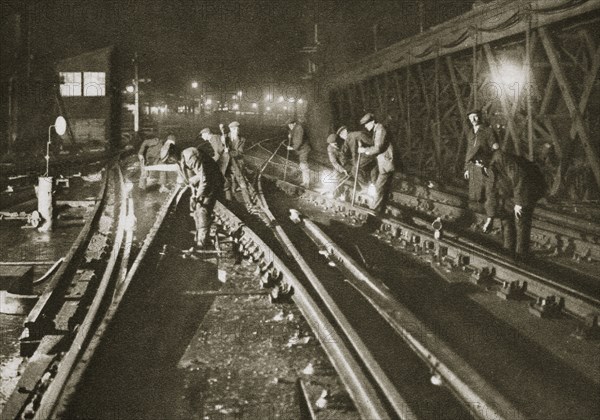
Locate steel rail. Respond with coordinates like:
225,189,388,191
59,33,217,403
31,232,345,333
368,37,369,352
32,165,128,419
245,147,600,262
252,173,417,419
251,155,600,321
228,152,405,417
294,211,526,420
23,164,110,342
2,163,116,419
212,201,394,420
50,186,182,416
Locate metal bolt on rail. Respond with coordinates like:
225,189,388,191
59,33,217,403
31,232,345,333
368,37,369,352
496,281,527,300
470,266,495,285
572,314,600,340
529,295,564,318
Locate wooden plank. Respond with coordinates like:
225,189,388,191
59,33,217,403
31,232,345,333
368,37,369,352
2,335,64,419
539,26,600,189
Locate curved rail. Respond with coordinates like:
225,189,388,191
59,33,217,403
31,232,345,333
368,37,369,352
248,154,525,419
32,165,128,419
213,202,395,420
49,186,182,417
2,162,123,419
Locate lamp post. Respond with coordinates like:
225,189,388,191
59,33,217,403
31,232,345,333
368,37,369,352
38,116,66,231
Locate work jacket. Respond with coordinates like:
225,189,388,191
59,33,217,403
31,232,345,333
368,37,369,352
178,147,224,203
138,137,163,164
362,123,395,174
484,150,546,217
289,124,311,156
327,138,347,173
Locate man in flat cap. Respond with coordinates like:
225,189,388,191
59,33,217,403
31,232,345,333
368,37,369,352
218,121,247,197
464,109,499,207
327,126,350,177
474,148,546,261
357,113,395,213
200,127,233,200
167,145,224,249
286,118,312,188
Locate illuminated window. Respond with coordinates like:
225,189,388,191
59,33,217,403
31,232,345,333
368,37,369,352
60,72,82,96
83,72,106,96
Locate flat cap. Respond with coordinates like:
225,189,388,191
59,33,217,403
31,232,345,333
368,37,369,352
284,117,296,125
335,125,347,136
228,121,240,128
466,109,481,116
360,113,374,125
200,128,211,135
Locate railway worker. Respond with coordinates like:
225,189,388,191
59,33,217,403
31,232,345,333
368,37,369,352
341,129,378,190
200,127,232,200
199,127,223,162
138,133,165,191
155,134,177,192
227,121,246,192
475,149,546,261
357,113,396,213
327,126,350,177
175,146,224,249
285,117,312,189
464,109,500,208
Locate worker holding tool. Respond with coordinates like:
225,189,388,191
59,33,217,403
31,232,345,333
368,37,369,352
285,118,311,189
171,146,224,250
327,126,350,177
357,113,396,213
324,126,351,198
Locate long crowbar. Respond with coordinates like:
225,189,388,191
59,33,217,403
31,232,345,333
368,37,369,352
283,137,291,181
259,139,287,173
351,141,363,206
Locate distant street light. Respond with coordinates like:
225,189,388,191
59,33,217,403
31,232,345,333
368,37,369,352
252,103,258,109
126,85,134,93
298,99,304,104
191,81,199,89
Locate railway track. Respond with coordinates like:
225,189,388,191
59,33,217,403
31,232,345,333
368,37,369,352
3,149,598,419
245,145,600,325
245,145,600,276
1,161,132,419
234,145,599,419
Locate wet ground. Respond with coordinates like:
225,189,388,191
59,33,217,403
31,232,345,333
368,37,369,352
0,175,104,411
64,190,358,420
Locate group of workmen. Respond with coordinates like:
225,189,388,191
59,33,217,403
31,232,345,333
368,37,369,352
326,110,545,261
138,108,545,261
137,121,246,249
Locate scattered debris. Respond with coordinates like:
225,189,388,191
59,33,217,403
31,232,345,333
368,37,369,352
272,310,285,321
302,362,314,375
315,389,329,409
286,331,311,348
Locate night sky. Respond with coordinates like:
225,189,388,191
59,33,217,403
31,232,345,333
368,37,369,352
1,0,472,92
